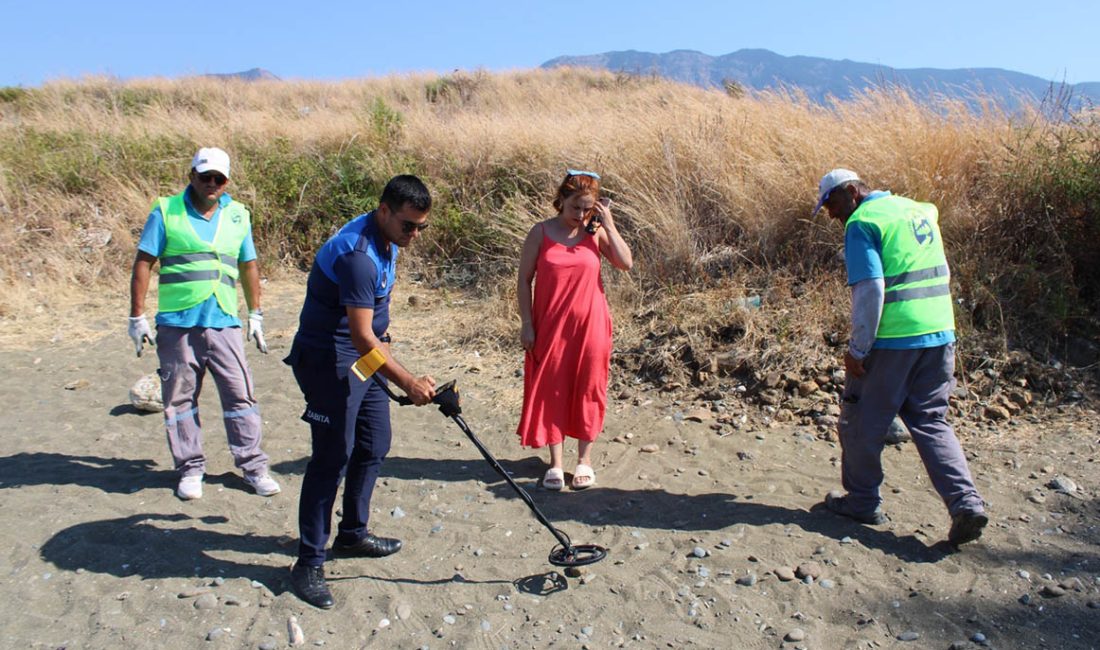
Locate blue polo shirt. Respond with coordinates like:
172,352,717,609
137,188,257,329
290,211,396,365
844,191,955,350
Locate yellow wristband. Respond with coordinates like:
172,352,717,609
351,348,387,381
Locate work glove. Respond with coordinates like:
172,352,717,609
128,315,155,357
247,309,268,354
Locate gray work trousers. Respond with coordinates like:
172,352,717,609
838,343,984,516
157,325,268,478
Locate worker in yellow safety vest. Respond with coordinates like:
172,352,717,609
814,168,987,548
129,147,279,501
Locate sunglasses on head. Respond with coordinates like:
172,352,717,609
566,169,600,180
400,219,430,234
196,171,228,185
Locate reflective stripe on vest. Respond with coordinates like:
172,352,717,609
160,252,240,268
846,195,955,339
158,270,238,288
156,190,250,315
883,263,949,289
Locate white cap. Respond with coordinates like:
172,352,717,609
813,168,860,215
191,147,231,178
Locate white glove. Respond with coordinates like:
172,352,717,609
128,315,155,357
247,309,268,354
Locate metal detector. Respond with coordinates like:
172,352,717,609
370,373,607,568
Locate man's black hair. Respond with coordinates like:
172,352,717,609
380,175,431,213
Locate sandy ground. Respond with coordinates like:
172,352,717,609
1,278,1099,650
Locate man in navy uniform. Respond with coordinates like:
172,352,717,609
285,175,436,608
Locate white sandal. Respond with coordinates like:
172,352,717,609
542,467,565,491
571,464,596,490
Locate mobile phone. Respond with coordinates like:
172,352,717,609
585,197,611,235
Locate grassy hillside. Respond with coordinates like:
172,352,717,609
0,69,1096,385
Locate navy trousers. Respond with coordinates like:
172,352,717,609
288,347,392,567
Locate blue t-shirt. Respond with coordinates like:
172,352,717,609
137,188,257,329
844,191,955,350
290,211,396,365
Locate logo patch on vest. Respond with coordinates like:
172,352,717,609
911,216,935,246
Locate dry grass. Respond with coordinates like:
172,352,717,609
1,68,1097,379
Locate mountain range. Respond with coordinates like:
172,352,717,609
203,68,280,81
542,49,1100,112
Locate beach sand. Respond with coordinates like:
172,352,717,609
1,279,1098,649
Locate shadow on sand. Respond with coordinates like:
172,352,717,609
379,453,949,564
0,452,167,493
39,513,292,593
0,452,269,496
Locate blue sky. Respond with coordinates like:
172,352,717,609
3,1,1097,86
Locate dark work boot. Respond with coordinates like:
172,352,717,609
333,532,403,558
948,511,989,547
290,563,334,609
824,491,888,525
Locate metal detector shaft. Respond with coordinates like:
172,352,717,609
370,374,572,549
368,373,606,567
447,412,574,551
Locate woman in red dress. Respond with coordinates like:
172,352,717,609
515,171,634,490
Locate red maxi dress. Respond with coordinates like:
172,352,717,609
516,226,612,447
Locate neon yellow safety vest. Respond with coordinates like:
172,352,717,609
846,194,955,339
156,190,250,315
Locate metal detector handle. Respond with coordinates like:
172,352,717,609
370,375,414,405
371,376,460,411
352,347,426,406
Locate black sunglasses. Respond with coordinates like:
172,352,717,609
400,219,430,234
196,171,228,185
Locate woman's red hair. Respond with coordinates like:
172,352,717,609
552,172,601,213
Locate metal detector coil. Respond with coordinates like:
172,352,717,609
549,542,607,567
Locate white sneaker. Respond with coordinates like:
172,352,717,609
177,474,203,500
245,473,281,497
